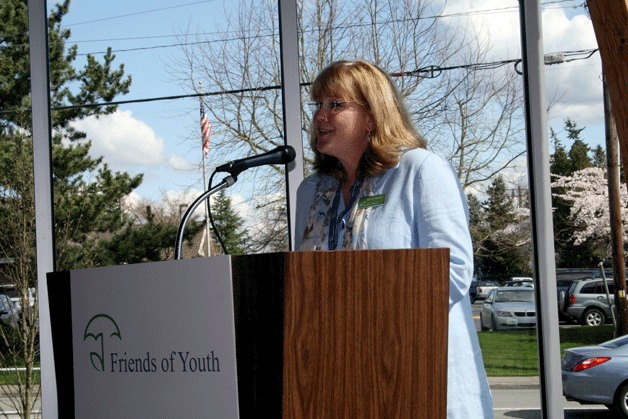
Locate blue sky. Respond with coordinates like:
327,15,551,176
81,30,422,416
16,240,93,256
57,0,604,209
62,0,227,206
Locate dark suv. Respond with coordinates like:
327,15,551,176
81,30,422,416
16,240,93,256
560,278,615,326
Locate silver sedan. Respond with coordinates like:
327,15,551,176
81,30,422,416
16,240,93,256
479,287,536,331
562,334,628,417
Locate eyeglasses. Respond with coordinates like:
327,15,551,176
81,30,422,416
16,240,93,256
308,99,361,113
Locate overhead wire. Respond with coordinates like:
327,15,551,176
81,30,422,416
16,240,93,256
0,47,598,117
70,1,585,57
61,0,215,27
0,0,593,116
0,1,587,55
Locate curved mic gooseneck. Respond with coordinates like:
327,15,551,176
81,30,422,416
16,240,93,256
174,145,297,260
174,175,236,260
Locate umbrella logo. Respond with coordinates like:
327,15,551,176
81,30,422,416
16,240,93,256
83,314,122,372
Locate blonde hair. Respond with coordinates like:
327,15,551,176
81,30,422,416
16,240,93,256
310,60,426,179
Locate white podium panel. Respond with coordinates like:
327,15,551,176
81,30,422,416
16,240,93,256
56,257,239,418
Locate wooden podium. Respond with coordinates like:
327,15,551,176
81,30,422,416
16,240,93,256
48,248,449,418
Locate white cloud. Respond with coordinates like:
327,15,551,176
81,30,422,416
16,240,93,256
465,155,529,202
438,1,603,130
438,0,521,60
439,2,598,60
164,188,203,206
542,9,598,53
229,193,251,219
541,8,603,126
121,191,142,210
71,110,168,168
167,154,195,171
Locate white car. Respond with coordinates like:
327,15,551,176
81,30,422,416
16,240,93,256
476,281,499,300
0,294,19,328
2,287,36,313
503,277,534,288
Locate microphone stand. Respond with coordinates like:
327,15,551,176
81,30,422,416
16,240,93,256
174,175,237,260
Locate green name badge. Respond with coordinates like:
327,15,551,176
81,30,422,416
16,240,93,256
358,194,386,209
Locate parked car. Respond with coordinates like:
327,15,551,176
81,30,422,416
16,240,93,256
480,287,536,331
503,277,534,288
562,334,628,417
469,280,478,303
556,278,583,322
0,294,19,329
1,287,36,314
476,281,499,300
560,278,614,326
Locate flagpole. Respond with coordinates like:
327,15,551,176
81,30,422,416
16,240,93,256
199,81,211,257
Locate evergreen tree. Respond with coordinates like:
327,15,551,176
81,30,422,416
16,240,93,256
1,0,142,271
484,176,515,230
592,145,606,169
550,128,572,176
96,206,203,264
467,193,484,274
467,193,483,230
550,119,597,267
550,126,576,266
0,2,147,413
565,118,585,140
476,176,530,278
211,190,251,255
568,139,592,173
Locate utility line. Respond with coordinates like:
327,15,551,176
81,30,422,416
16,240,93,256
0,48,598,116
73,1,587,57
1,1,586,54
55,1,583,46
60,0,581,29
62,1,215,27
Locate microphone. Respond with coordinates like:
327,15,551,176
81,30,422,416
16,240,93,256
215,145,296,176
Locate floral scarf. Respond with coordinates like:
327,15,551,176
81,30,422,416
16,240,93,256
300,176,378,250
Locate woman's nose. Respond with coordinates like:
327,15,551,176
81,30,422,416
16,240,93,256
314,108,329,122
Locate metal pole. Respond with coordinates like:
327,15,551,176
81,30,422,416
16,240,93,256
518,1,563,417
278,0,305,250
599,262,618,328
27,0,57,416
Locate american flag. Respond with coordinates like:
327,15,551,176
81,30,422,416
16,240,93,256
200,99,211,156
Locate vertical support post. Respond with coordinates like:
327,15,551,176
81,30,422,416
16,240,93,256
27,0,57,416
278,0,305,250
603,78,628,336
518,2,563,418
586,1,628,173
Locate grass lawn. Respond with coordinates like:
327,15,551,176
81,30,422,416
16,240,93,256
478,324,616,376
0,369,40,386
0,326,618,382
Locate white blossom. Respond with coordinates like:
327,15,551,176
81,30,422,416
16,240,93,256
552,167,628,245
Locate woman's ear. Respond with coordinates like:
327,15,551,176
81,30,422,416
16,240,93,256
365,114,375,133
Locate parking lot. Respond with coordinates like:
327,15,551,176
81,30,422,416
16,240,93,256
472,299,613,417
471,294,577,331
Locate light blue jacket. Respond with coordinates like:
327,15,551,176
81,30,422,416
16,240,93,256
295,147,494,418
